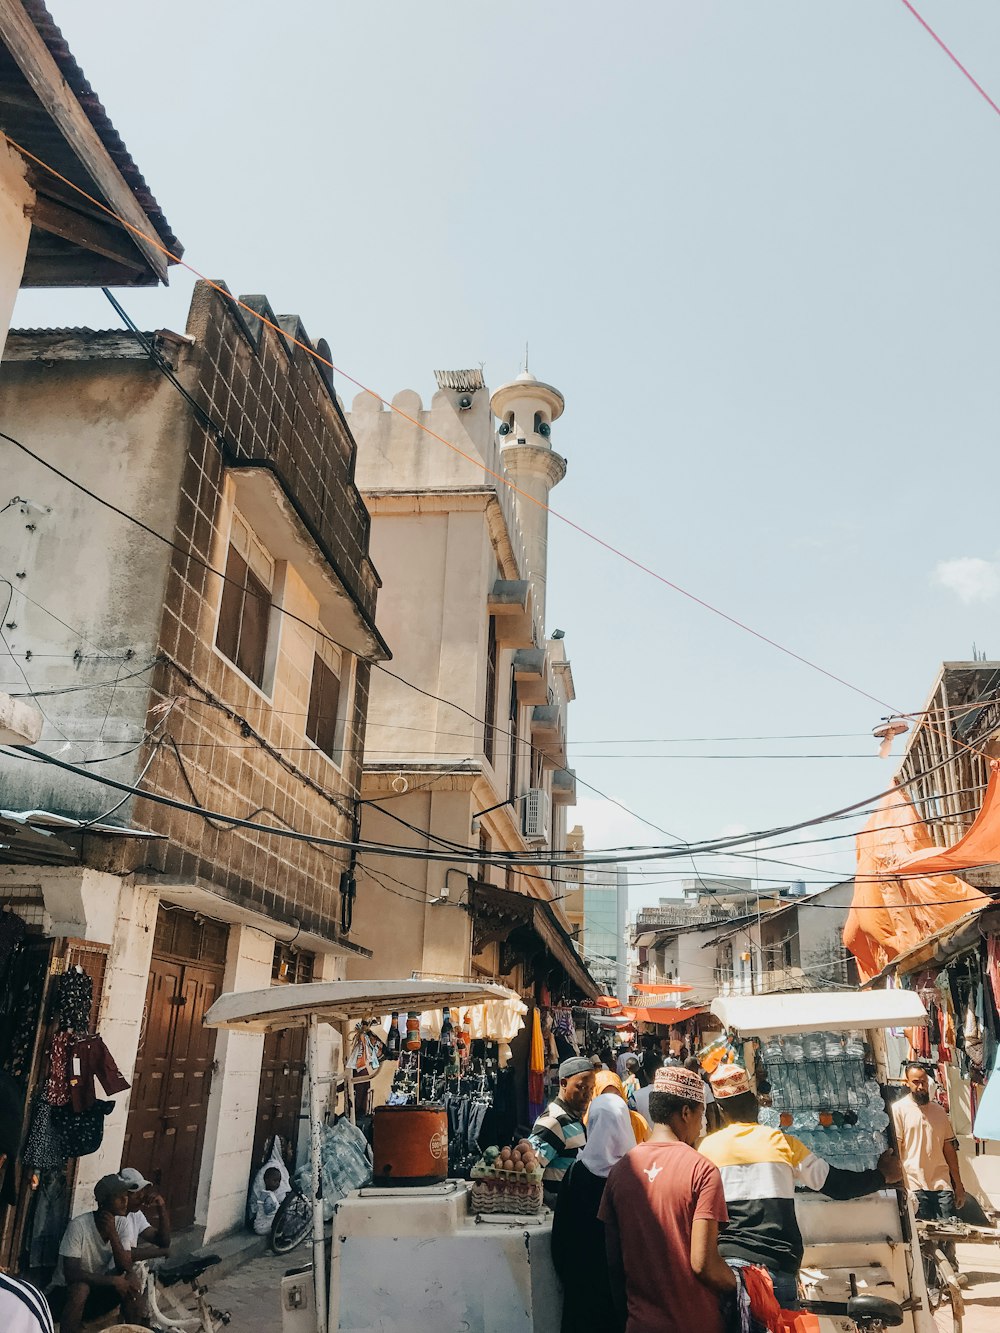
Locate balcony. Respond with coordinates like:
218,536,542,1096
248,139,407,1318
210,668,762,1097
512,648,548,704
530,705,567,770
551,768,577,806
488,580,534,647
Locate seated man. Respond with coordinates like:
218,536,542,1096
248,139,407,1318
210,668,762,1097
48,1174,146,1333
699,1065,902,1308
118,1167,172,1262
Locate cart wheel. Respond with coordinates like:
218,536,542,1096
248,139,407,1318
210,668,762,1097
269,1189,313,1254
929,1248,963,1333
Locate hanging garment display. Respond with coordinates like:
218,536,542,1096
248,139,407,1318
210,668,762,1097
0,948,47,1083
43,1031,74,1107
52,1099,114,1157
67,1035,129,1112
0,909,26,984
22,1096,67,1171
346,1022,382,1079
55,968,93,1032
25,1168,69,1269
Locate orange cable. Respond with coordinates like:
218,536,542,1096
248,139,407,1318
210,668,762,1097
1,130,993,768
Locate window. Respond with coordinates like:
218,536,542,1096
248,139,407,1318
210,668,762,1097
307,632,351,766
216,511,273,688
484,616,498,765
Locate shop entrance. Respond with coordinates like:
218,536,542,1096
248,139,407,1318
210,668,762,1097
122,908,227,1228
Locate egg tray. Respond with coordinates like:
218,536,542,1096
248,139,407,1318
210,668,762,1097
469,1167,544,1215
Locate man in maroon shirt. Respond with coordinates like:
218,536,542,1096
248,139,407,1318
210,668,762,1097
599,1065,735,1333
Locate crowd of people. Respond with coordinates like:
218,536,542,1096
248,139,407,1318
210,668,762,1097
533,1040,916,1333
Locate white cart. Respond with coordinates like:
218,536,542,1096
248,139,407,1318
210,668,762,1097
204,979,554,1333
710,990,938,1333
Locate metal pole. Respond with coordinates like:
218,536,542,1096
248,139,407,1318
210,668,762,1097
306,1013,328,1333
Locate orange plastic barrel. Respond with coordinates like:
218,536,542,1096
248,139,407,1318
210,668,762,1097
372,1104,448,1185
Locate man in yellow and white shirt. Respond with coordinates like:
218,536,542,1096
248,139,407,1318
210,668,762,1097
699,1064,900,1308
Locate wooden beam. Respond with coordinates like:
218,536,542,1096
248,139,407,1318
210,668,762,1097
30,192,147,271
0,3,170,282
19,253,157,287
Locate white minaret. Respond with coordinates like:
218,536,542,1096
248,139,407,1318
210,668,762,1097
490,369,567,631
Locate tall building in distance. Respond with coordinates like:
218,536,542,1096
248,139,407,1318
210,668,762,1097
583,864,629,1002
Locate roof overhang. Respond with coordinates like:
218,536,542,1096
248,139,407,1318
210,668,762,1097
204,978,517,1034
710,989,927,1036
470,880,598,999
1,0,181,285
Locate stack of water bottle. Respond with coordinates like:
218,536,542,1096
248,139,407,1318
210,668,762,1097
756,1030,890,1172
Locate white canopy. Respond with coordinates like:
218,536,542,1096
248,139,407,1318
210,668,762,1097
203,978,519,1034
710,989,927,1037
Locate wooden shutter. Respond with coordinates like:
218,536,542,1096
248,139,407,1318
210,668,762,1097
307,652,342,758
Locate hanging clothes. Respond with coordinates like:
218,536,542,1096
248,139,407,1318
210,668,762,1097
44,1031,74,1107
55,969,93,1032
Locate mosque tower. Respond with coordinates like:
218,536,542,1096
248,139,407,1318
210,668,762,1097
489,368,567,632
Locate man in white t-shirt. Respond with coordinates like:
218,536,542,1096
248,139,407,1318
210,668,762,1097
118,1166,172,1261
0,1272,54,1333
49,1174,145,1333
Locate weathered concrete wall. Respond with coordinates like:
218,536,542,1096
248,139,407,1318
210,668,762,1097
0,352,187,815
198,923,272,1239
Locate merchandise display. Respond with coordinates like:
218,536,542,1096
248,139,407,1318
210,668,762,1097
756,1030,890,1170
470,1140,544,1215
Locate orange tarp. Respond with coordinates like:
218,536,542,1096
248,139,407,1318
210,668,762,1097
897,762,1000,875
843,783,987,982
622,1005,706,1025
633,983,695,994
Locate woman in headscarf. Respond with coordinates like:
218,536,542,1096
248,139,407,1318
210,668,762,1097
551,1088,635,1332
592,1068,650,1146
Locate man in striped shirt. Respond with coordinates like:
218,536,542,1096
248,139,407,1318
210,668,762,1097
530,1056,595,1201
699,1064,901,1308
0,1272,54,1333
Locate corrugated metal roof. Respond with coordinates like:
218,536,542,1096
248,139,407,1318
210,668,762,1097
434,369,485,393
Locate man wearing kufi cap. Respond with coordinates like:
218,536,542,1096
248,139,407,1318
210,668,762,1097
699,1063,901,1308
599,1063,735,1333
528,1056,596,1200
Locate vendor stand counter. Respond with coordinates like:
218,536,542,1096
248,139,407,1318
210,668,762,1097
711,990,936,1333
280,1181,559,1333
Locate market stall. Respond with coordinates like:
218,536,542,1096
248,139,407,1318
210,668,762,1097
204,978,557,1333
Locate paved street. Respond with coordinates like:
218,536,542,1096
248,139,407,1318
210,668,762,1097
203,1240,1000,1333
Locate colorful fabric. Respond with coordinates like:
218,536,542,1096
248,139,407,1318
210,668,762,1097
592,1071,650,1145
44,1032,73,1107
599,1140,729,1333
528,1008,545,1122
530,1097,587,1186
699,1122,830,1274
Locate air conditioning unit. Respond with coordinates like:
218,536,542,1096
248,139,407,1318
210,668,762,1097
522,787,550,843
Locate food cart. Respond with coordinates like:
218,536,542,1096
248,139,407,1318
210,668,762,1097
710,989,936,1333
204,979,558,1333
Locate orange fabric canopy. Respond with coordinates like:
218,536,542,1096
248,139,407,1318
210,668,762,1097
633,983,695,994
897,762,1000,875
843,783,987,982
622,1005,706,1025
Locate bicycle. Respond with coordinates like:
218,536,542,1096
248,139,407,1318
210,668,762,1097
269,1184,312,1255
137,1253,232,1332
845,1294,904,1332
915,1221,964,1333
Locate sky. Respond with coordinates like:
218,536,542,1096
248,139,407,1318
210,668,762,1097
13,1,1000,914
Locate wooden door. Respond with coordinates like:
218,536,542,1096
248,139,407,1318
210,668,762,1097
122,959,221,1228
252,1026,306,1171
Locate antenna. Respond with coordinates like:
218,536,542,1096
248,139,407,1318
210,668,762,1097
524,340,529,374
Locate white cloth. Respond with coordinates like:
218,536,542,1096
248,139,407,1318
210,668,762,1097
0,1272,54,1333
248,1138,291,1234
578,1090,636,1178
52,1213,116,1288
116,1210,151,1251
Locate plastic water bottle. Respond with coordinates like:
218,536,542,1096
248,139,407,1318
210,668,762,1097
759,1107,781,1128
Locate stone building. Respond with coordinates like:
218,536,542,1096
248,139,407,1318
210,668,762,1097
345,368,595,1004
0,279,387,1247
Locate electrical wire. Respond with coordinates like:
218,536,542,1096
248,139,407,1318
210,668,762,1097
897,0,1000,120
1,127,983,750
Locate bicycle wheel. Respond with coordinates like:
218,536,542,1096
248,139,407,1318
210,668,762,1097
925,1245,964,1333
269,1190,312,1254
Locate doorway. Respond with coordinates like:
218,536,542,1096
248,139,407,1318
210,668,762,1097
122,908,227,1228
